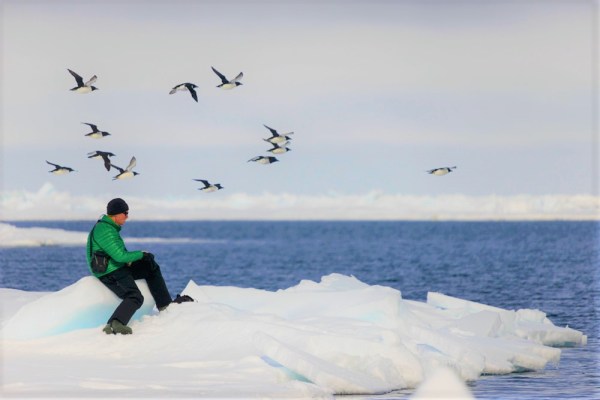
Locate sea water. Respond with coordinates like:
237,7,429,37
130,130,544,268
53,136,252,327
1,220,598,399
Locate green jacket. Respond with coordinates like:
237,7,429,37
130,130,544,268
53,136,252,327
86,215,144,277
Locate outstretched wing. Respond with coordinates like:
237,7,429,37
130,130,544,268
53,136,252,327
211,66,228,84
263,124,279,136
231,72,243,83
125,156,137,172
188,86,198,102
193,179,210,187
46,160,59,168
84,75,97,86
82,122,98,131
169,83,183,94
101,155,112,171
110,164,124,173
68,69,84,86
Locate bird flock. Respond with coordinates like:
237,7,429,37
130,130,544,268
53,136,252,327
47,67,457,193
46,67,301,191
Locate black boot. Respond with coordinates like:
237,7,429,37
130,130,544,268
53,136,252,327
173,294,194,304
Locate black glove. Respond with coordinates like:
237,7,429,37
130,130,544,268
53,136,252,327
142,252,155,262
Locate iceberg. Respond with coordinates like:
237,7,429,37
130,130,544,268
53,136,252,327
0,273,586,399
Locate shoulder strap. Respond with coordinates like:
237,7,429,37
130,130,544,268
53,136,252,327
89,219,112,259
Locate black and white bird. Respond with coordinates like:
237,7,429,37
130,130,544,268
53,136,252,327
193,179,224,192
169,83,199,102
87,151,116,171
263,124,293,144
211,67,243,89
111,157,139,180
46,161,76,174
427,166,457,176
267,142,291,155
82,123,111,139
248,156,279,164
68,69,98,93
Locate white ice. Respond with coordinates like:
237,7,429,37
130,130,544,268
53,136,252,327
0,222,211,247
0,223,587,399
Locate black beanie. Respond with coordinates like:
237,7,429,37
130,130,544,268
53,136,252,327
107,198,129,215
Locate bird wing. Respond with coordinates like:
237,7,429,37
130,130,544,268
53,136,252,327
248,156,262,162
110,164,124,173
170,83,184,94
211,67,228,84
46,160,59,168
231,72,243,83
68,69,84,86
84,75,97,86
193,179,210,187
101,155,111,171
263,124,278,136
125,156,137,172
188,86,199,102
82,122,98,131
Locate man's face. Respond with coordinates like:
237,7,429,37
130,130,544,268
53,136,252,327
113,211,129,226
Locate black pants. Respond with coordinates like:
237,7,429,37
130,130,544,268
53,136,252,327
99,257,172,325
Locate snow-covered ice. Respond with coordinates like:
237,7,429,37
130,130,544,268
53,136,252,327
1,273,586,399
0,222,208,247
0,222,588,398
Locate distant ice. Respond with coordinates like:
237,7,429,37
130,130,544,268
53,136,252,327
0,273,586,399
2,182,599,221
0,222,87,247
0,222,214,247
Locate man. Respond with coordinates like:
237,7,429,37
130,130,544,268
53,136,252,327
86,198,192,335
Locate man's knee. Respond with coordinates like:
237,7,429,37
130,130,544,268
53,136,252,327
138,255,160,272
148,257,161,272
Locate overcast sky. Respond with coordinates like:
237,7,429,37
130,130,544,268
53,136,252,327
1,0,597,220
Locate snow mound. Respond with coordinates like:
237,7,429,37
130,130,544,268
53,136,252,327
0,273,586,398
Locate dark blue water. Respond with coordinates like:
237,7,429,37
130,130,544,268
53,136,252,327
1,220,598,399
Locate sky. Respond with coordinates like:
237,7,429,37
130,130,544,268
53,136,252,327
1,0,598,220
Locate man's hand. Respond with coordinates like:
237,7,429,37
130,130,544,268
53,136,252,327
142,252,155,262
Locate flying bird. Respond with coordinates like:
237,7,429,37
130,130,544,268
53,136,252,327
427,166,457,176
111,157,139,180
267,142,291,155
169,83,199,102
68,69,98,93
248,156,279,164
46,161,75,174
211,67,243,89
193,179,224,192
263,124,293,144
82,123,111,139
87,151,116,171
263,135,293,145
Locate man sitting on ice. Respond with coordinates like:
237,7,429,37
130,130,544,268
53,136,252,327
86,198,193,335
